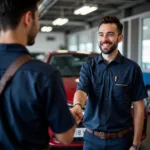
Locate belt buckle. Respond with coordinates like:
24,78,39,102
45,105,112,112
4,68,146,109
99,132,104,135
99,132,106,139
117,132,123,138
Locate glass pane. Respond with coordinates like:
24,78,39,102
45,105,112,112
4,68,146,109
69,45,77,51
118,42,123,54
79,43,86,51
86,43,93,52
49,53,99,77
142,17,150,70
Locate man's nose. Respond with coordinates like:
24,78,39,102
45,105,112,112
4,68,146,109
99,34,109,43
102,35,108,41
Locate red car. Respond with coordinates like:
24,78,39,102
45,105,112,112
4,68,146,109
46,50,147,148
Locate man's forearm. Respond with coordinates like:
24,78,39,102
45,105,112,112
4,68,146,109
133,100,144,146
73,90,87,108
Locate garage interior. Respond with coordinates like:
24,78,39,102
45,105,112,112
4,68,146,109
28,0,150,150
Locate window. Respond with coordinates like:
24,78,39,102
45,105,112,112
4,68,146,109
142,17,150,70
79,43,86,51
86,43,93,52
118,42,123,54
49,53,98,76
69,45,77,51
68,35,78,51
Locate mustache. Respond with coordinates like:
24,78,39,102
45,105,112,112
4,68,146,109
101,41,112,44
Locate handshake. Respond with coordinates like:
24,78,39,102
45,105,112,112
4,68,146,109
70,103,83,125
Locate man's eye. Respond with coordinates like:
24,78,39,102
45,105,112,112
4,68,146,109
108,33,114,36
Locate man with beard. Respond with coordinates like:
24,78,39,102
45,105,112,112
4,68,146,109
71,16,147,150
0,0,77,149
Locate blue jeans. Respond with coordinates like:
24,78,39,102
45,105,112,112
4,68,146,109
83,130,133,150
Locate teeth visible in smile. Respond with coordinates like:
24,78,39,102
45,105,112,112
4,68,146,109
103,44,110,46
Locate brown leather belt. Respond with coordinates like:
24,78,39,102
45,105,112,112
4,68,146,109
87,128,130,139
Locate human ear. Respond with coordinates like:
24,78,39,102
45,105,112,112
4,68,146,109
118,34,123,43
23,11,33,27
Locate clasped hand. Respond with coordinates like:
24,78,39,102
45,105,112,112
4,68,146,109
70,106,83,125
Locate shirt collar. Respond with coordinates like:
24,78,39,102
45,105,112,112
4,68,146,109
114,51,123,63
97,50,123,64
0,43,30,54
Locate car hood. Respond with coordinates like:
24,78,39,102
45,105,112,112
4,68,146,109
62,77,78,104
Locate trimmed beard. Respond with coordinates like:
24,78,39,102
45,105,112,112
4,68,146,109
99,39,118,54
27,21,37,46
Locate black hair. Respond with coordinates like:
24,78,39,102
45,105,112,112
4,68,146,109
0,0,41,31
99,16,123,35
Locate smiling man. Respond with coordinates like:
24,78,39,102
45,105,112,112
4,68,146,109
71,16,148,150
98,23,122,55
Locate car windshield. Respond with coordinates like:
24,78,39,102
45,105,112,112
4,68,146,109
49,53,98,77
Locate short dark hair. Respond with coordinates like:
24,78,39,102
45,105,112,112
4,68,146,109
0,0,41,31
99,16,123,35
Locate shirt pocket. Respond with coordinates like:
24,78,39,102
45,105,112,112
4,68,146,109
113,83,130,106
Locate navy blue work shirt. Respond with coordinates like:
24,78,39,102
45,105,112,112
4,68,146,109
0,44,75,149
77,51,147,132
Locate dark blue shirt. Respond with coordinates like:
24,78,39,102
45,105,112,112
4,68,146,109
77,51,147,132
0,44,75,150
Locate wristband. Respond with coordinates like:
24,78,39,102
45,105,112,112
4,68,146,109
73,103,83,109
132,144,140,150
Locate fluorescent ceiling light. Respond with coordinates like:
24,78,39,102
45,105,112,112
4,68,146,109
41,26,53,32
52,18,69,26
74,4,98,15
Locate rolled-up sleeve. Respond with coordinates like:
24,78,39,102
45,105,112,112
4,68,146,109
76,63,91,94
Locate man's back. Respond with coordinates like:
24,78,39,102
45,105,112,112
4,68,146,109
0,44,75,149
